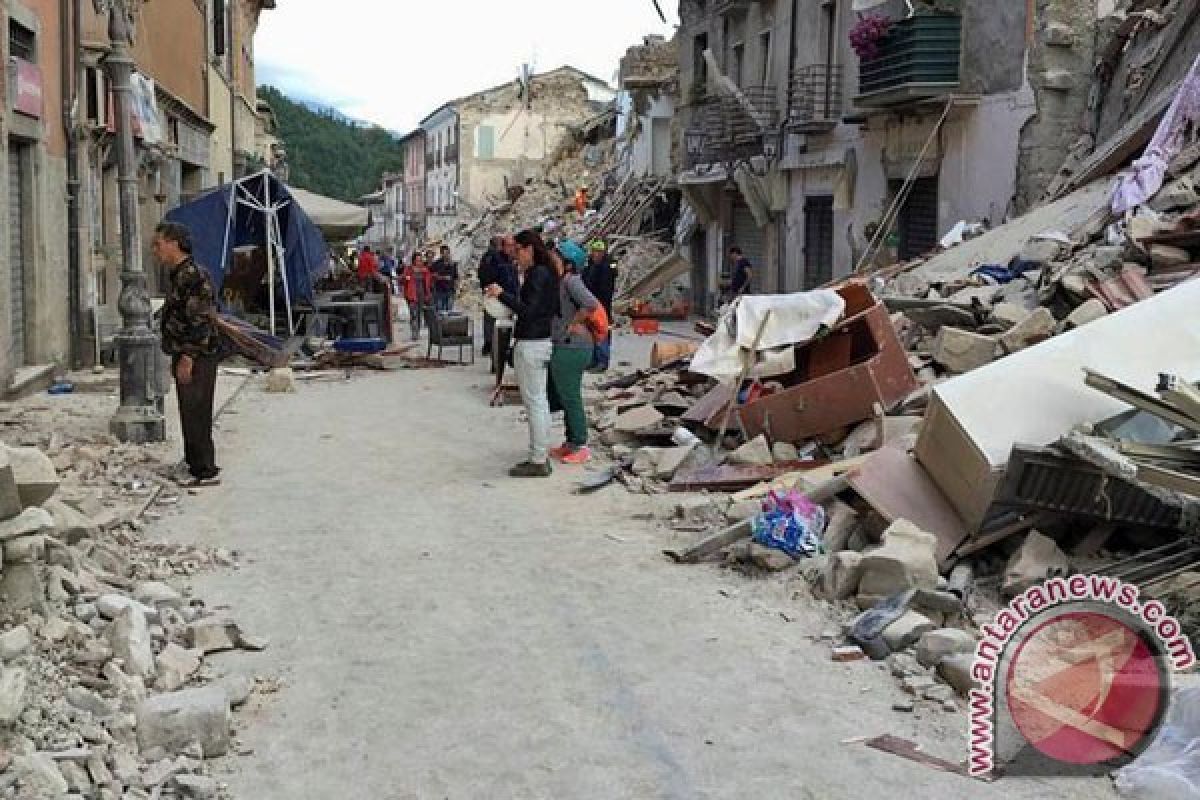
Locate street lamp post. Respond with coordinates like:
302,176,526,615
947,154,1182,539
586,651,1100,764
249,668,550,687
100,0,165,443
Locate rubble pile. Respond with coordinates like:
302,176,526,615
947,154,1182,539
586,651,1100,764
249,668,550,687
0,395,264,798
575,122,1200,716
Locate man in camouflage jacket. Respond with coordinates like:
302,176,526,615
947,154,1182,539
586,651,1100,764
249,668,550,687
154,222,221,486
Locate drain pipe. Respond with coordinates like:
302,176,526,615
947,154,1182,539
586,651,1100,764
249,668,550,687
62,0,83,366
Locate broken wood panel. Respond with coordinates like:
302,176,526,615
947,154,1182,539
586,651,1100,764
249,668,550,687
847,445,970,568
682,384,734,428
668,460,829,493
952,514,1048,560
863,735,992,781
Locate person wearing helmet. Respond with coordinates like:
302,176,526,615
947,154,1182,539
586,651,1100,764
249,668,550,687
548,240,599,465
582,239,615,371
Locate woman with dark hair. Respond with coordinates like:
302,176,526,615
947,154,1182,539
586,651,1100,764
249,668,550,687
484,230,560,477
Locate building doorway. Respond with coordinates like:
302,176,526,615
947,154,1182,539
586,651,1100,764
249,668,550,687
803,195,834,289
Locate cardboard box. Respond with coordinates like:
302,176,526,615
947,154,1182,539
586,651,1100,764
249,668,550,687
915,280,1200,532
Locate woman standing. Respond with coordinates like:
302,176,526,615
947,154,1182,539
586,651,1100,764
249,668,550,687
549,241,599,465
400,254,432,340
485,230,560,478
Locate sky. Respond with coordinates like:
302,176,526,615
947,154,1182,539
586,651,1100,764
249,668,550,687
256,0,680,133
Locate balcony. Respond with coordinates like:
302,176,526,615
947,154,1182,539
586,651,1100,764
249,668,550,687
857,14,961,108
445,143,459,164
787,65,843,133
684,86,778,169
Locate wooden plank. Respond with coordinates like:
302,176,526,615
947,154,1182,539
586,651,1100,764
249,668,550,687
863,735,992,781
663,519,753,563
848,445,970,568
669,460,829,492
682,384,734,427
953,514,1047,560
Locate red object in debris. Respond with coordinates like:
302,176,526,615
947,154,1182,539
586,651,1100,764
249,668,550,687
736,282,920,442
632,319,660,335
1088,265,1155,311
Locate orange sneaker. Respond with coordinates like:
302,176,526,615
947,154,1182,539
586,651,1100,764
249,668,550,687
560,446,592,465
549,443,572,460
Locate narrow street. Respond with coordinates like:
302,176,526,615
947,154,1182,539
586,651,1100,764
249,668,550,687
157,356,1111,800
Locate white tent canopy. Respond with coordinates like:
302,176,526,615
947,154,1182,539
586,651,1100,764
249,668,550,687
288,187,370,240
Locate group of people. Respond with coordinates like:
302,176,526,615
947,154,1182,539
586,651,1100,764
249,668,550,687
357,244,461,335
483,228,617,478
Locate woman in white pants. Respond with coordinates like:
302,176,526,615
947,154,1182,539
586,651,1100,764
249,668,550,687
485,229,561,477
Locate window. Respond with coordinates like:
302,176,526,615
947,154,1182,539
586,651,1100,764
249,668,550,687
759,31,772,87
9,20,35,61
477,125,495,160
731,43,745,88
693,34,708,94
84,67,106,127
212,0,227,57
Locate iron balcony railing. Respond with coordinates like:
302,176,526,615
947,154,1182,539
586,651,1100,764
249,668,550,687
788,65,844,132
858,14,962,106
684,86,778,169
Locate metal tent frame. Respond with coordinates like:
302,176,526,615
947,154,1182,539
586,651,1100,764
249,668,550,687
218,169,295,336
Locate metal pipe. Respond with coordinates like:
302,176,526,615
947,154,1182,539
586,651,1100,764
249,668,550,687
105,0,165,442
63,0,83,367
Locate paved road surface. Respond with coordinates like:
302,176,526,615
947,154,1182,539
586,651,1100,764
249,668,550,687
160,362,1112,800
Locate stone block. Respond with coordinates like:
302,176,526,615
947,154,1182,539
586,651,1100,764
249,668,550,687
857,520,940,602
1065,298,1108,330
66,686,115,719
175,774,219,800
0,626,32,661
772,442,800,462
0,667,27,723
136,687,231,757
747,543,795,572
41,498,99,544
1004,530,1070,596
3,534,44,564
264,368,296,393
729,434,773,466
990,303,1028,328
1091,245,1124,271
882,610,937,652
97,594,157,622
824,551,864,600
1149,176,1199,212
0,507,54,542
110,606,156,680
134,581,184,611
155,643,202,692
2,445,59,507
0,452,21,521
218,674,254,708
937,652,979,696
614,405,663,433
916,627,978,668
933,328,996,374
1,564,45,612
1019,238,1063,265
12,753,68,797
999,307,1056,354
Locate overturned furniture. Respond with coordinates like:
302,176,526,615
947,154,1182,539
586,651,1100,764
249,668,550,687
736,283,919,441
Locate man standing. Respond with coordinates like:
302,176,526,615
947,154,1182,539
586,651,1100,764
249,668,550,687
432,245,458,313
728,246,753,300
154,221,221,487
582,239,616,371
401,253,433,340
379,247,398,294
478,238,503,357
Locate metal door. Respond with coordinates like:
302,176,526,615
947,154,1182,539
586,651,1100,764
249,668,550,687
9,147,27,366
730,202,766,291
896,176,939,261
803,195,834,289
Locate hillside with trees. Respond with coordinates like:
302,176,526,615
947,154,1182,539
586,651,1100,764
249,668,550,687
259,86,404,202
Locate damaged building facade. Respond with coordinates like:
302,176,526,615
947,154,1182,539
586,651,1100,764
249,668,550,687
0,0,274,393
617,35,679,180
676,0,1100,312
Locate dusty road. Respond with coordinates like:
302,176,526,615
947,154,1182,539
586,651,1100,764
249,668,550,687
158,354,1113,799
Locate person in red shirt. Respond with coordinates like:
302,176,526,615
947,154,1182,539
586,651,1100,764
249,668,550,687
400,253,433,340
357,245,380,285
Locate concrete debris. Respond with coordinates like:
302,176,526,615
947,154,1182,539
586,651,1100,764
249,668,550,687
3,445,60,508
857,521,940,605
0,450,22,520
824,551,864,601
915,628,978,669
0,666,27,723
729,435,773,466
12,752,69,798
134,581,185,611
936,653,979,697
0,506,55,541
997,307,1057,354
136,687,232,758
1003,531,1071,596
932,328,996,374
111,606,157,680
264,367,297,393
0,625,33,660
97,594,158,622
1064,298,1108,329
175,773,219,799
614,405,664,433
218,674,255,708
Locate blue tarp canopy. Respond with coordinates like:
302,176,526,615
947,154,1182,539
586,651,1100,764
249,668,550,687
165,170,331,312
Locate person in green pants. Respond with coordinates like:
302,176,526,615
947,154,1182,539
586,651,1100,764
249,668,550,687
548,240,600,465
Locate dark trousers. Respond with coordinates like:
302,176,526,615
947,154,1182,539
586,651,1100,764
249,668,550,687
434,289,453,312
482,312,495,355
175,355,219,478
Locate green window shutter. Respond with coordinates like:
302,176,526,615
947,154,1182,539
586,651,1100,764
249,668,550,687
477,125,495,160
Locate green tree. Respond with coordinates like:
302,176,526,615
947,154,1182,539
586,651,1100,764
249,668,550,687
259,86,406,202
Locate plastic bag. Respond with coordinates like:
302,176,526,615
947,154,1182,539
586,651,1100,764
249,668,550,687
1116,687,1200,799
750,490,827,558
